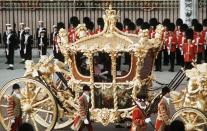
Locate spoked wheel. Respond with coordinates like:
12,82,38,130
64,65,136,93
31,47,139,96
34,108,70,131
171,107,207,131
0,77,58,131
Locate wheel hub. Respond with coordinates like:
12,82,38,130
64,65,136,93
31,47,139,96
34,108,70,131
185,123,194,130
23,103,33,113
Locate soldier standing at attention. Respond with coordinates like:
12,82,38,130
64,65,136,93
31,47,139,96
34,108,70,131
18,23,26,63
23,27,33,61
3,24,12,64
36,21,47,56
166,23,177,72
183,28,196,69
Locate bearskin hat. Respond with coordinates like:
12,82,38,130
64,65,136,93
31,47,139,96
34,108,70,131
123,18,131,27
70,16,79,26
167,23,175,32
180,24,188,32
162,18,171,27
194,23,203,32
191,19,198,27
136,18,144,26
202,19,207,27
185,28,194,40
176,18,183,26
149,18,158,27
97,17,104,29
116,22,123,31
129,22,136,31
57,22,65,30
83,17,91,25
86,21,94,30
141,22,150,30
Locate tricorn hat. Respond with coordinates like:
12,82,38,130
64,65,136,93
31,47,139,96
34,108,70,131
13,84,20,90
162,86,170,96
185,28,194,40
83,85,90,91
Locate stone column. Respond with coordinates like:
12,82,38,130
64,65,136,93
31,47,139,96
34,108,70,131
179,0,198,26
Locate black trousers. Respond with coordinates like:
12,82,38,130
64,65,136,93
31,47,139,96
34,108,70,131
197,53,203,64
155,50,162,71
169,52,175,71
204,49,207,63
176,48,181,65
185,62,193,70
8,48,14,65
180,55,184,67
163,48,169,65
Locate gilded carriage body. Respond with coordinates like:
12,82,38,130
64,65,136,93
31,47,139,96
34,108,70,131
0,6,164,130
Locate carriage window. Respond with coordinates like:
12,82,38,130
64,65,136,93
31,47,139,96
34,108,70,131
75,52,90,76
93,52,112,82
116,52,131,77
94,87,114,109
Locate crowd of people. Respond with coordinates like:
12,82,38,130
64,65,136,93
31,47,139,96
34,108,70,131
1,16,207,71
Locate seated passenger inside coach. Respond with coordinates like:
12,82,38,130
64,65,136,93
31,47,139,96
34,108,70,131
93,53,112,82
116,52,131,77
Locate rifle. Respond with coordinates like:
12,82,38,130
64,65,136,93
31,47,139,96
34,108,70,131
129,95,155,130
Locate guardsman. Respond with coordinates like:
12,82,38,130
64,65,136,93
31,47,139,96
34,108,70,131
18,23,26,63
86,21,94,36
3,24,12,64
68,16,80,43
36,20,47,54
72,85,93,131
166,23,177,72
6,27,17,70
23,27,33,61
155,87,171,131
96,18,104,34
202,19,207,62
7,84,22,131
39,30,48,56
162,19,170,66
191,19,199,30
123,18,131,33
131,94,151,131
175,18,183,65
135,18,144,34
116,22,123,31
128,22,136,34
178,24,188,67
194,23,204,64
183,28,196,69
149,18,158,39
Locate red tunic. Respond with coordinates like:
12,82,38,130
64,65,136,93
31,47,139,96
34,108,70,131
123,28,129,33
166,34,177,52
135,28,140,35
155,98,170,131
131,107,146,131
202,29,207,49
149,29,155,39
183,42,196,62
194,33,205,53
162,30,169,49
95,28,102,34
68,27,76,43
